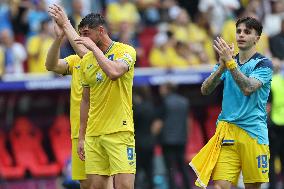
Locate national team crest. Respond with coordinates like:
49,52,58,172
96,72,103,83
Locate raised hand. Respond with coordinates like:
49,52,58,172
75,37,97,51
213,37,234,62
48,4,69,28
53,20,64,39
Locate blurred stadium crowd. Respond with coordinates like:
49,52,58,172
1,0,284,189
0,0,284,76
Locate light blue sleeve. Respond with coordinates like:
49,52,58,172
211,64,225,81
250,67,273,84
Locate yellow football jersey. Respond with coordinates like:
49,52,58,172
64,55,83,139
80,42,136,136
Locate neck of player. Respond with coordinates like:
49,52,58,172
239,46,256,64
98,35,113,54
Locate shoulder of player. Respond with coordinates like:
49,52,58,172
253,53,273,70
115,42,136,53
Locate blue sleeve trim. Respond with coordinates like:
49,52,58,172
254,58,273,70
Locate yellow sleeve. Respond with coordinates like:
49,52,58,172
79,52,93,87
115,45,136,70
64,55,80,75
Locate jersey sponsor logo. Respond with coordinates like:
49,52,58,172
127,147,134,160
87,64,93,69
75,65,80,69
96,72,103,83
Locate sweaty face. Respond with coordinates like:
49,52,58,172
236,23,260,51
78,26,101,45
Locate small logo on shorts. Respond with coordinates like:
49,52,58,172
123,120,127,126
127,147,134,160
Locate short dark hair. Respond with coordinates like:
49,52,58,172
236,17,263,36
78,13,106,30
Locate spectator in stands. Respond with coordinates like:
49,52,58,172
198,0,240,35
269,19,284,60
27,0,49,37
174,41,200,67
0,29,26,75
26,19,54,73
159,83,191,189
0,0,12,32
106,0,140,40
9,0,30,44
263,0,284,37
169,8,211,64
135,0,161,25
268,58,284,189
133,86,164,189
149,31,175,68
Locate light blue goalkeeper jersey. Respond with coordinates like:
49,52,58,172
213,53,273,144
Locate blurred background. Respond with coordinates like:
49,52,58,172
0,0,284,189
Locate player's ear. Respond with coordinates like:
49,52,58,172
256,35,260,42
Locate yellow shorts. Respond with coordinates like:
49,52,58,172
212,124,269,184
72,138,87,180
85,131,136,176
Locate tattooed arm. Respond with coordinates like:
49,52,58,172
201,63,226,95
229,68,262,96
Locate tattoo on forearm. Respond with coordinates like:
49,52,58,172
201,69,223,95
230,68,262,95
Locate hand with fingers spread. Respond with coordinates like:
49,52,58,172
214,37,236,70
75,37,97,51
53,20,64,39
213,37,234,62
77,138,85,161
48,4,69,28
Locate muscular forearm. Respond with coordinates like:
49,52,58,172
45,37,63,73
91,46,126,80
230,68,261,96
79,93,89,140
201,66,225,95
63,22,89,58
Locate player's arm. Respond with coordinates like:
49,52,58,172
75,37,131,81
78,87,90,161
201,60,226,95
48,4,89,58
45,21,69,74
229,68,262,96
45,37,70,74
213,37,262,96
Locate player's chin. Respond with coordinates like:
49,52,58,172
237,44,247,50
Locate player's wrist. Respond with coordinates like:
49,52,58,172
225,59,237,70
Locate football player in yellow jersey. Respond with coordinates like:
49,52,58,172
49,5,136,189
45,20,90,189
